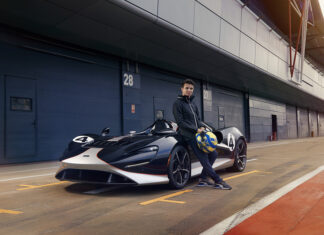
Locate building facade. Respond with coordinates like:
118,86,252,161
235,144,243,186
1,0,324,164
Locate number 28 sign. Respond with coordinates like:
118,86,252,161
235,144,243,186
123,72,140,88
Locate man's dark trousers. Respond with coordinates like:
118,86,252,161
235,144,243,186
187,139,222,183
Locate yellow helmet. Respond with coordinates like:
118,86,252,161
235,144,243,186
195,131,218,153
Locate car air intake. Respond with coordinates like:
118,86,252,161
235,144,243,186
56,169,136,185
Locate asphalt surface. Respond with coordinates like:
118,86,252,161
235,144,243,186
1,137,324,235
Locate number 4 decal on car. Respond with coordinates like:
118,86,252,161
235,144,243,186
227,133,235,151
73,136,94,144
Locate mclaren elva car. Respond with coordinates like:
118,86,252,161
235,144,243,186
55,120,247,189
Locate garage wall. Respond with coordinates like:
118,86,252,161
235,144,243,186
141,66,202,126
0,76,4,161
203,85,244,134
309,110,318,137
36,60,121,160
286,105,297,139
319,113,324,136
127,0,324,100
249,95,287,142
0,42,121,163
122,63,201,134
297,107,309,138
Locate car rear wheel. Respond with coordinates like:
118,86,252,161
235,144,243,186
168,145,191,189
231,139,247,172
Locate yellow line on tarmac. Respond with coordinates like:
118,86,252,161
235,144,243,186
161,199,186,204
17,181,67,191
140,189,193,205
223,170,264,181
140,170,270,206
0,209,23,215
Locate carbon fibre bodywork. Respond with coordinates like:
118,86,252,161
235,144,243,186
55,121,247,186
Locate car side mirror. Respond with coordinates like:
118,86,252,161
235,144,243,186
101,127,110,136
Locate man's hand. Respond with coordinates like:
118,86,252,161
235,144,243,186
197,127,205,133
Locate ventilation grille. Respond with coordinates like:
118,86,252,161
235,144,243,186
56,169,136,185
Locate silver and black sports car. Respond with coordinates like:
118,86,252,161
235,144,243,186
55,120,247,189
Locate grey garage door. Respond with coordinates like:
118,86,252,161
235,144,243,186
297,108,309,138
286,105,297,139
204,86,244,134
122,65,202,134
5,76,36,160
309,110,318,137
319,113,324,136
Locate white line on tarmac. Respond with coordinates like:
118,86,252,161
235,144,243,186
0,173,55,182
0,167,58,175
246,159,257,162
201,165,324,235
248,140,306,149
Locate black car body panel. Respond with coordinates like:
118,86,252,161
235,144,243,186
55,120,247,186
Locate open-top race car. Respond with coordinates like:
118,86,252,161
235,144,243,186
55,119,247,189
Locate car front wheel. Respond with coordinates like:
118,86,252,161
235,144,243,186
168,145,191,189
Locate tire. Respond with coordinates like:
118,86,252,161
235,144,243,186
168,145,191,189
231,139,247,172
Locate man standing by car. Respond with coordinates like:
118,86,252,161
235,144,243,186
173,79,232,190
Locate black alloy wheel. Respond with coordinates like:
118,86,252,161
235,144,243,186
231,139,247,172
168,145,191,189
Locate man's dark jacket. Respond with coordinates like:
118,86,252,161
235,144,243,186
173,95,203,141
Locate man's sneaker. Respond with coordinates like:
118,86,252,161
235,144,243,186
214,181,232,190
196,179,213,187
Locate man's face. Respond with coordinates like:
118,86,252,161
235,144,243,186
181,83,194,97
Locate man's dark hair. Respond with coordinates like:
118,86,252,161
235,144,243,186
181,79,195,87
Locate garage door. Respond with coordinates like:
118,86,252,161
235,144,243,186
297,108,309,138
203,86,244,133
309,110,318,137
286,105,297,139
319,113,324,136
122,65,202,134
5,76,36,160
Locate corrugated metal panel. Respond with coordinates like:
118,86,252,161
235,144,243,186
221,0,242,29
269,31,280,56
0,76,4,161
125,0,158,14
256,20,270,49
197,0,222,16
297,108,309,138
268,52,279,76
241,7,257,40
220,20,240,56
255,43,268,70
286,105,297,139
194,2,221,47
319,113,324,136
309,110,318,137
249,96,287,141
204,85,244,134
240,33,256,64
158,0,195,33
0,43,121,163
